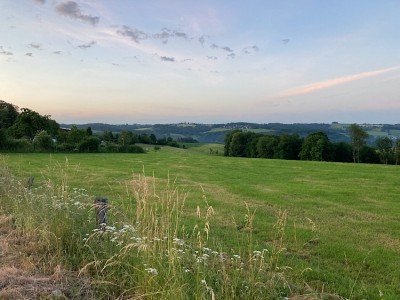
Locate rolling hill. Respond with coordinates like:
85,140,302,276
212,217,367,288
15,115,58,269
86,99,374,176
61,122,400,145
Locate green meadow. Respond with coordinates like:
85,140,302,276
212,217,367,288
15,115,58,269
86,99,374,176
1,145,399,299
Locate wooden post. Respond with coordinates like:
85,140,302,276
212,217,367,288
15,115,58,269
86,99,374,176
26,176,34,189
94,197,108,230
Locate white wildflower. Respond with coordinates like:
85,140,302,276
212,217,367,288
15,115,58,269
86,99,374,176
173,238,184,246
145,268,158,275
105,226,116,231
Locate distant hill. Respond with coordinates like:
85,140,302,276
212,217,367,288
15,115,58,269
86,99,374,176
60,122,400,145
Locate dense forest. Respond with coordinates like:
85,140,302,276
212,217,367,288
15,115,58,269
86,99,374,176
223,128,400,165
0,100,183,153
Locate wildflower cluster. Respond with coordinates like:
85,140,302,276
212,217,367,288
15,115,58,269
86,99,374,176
82,216,276,298
74,172,295,299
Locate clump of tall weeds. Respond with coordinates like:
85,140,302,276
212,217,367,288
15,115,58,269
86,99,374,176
81,172,293,299
1,158,294,299
0,158,94,272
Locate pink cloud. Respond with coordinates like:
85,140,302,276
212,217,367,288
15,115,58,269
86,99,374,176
278,66,400,98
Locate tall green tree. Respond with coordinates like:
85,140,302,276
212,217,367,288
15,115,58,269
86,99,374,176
57,129,70,144
33,130,54,152
0,100,19,129
8,108,59,139
102,130,114,142
348,124,368,163
118,131,134,146
332,142,353,162
79,136,100,152
276,134,302,160
67,125,86,144
228,131,258,157
375,136,393,164
394,139,400,165
138,134,152,144
360,145,380,164
0,128,8,149
149,133,157,144
86,126,93,136
300,132,332,161
228,131,247,157
224,130,241,156
256,135,279,158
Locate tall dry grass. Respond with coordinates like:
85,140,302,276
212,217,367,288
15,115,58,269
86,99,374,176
80,172,294,299
1,159,295,299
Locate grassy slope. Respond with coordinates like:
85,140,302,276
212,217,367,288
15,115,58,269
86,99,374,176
2,148,400,299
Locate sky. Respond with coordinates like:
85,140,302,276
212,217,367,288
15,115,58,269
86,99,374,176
1,0,400,124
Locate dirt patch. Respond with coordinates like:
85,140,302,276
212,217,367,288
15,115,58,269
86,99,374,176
0,215,93,299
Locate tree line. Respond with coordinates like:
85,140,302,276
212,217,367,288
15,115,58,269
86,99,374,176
224,125,400,165
0,100,181,153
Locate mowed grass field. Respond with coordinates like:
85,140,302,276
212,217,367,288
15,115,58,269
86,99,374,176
2,144,400,299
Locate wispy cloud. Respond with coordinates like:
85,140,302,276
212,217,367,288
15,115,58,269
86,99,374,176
78,41,96,49
171,30,188,39
152,30,169,44
198,35,208,46
29,43,41,49
55,1,100,26
210,43,219,49
117,25,190,45
111,22,260,65
210,43,234,53
152,28,188,44
33,0,45,4
278,66,400,98
209,43,236,59
243,45,259,54
160,56,175,62
221,46,233,53
0,46,13,56
117,25,148,43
